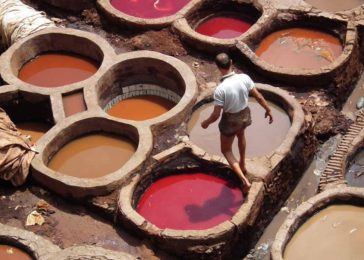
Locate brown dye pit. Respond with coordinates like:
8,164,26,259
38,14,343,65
16,122,50,143
304,0,364,12
255,28,342,69
107,96,175,121
63,92,87,117
346,149,364,187
48,133,136,178
284,205,364,260
188,99,290,158
18,53,98,87
0,245,32,260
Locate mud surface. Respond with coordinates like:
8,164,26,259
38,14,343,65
2,0,360,259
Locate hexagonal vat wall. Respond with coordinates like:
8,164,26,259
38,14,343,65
117,146,264,258
0,28,115,93
95,51,197,125
31,114,152,198
271,188,364,260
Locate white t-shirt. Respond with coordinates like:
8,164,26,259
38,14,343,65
214,72,255,113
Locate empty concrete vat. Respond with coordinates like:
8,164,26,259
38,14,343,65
0,28,114,93
271,187,364,260
31,114,152,198
95,51,197,126
236,12,359,92
0,85,53,144
173,0,271,53
117,146,264,258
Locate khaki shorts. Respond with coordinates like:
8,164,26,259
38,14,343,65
218,107,252,136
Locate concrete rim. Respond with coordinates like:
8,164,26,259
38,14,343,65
0,27,115,95
31,112,153,199
96,0,204,29
271,187,364,260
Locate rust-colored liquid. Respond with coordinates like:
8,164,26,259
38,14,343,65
305,0,364,12
137,172,243,230
188,99,290,158
18,53,98,87
107,95,175,121
284,205,364,260
0,245,32,260
63,92,87,117
48,133,136,178
16,122,50,143
346,149,364,187
255,28,342,69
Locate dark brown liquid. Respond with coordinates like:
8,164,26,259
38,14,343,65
188,99,290,158
305,0,364,12
48,133,136,178
16,122,50,143
284,205,364,260
63,92,87,117
346,149,364,187
107,96,175,121
18,53,98,87
255,28,342,69
0,245,32,260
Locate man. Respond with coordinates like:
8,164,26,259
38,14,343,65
201,53,273,190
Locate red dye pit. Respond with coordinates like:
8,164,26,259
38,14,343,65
137,173,243,230
255,28,342,69
195,16,253,39
19,53,98,87
110,0,191,19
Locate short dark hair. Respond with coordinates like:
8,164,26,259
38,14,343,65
215,53,231,69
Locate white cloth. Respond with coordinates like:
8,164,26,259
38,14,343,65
213,72,255,113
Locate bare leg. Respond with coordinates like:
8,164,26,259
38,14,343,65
237,128,247,173
220,133,251,188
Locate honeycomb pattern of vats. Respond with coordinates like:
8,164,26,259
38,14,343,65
271,187,364,260
0,27,198,199
0,223,135,260
117,143,265,258
184,83,305,182
318,108,364,192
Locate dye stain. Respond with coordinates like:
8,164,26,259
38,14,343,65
110,0,191,19
255,28,342,69
284,205,364,260
19,53,98,87
137,173,243,230
48,133,136,178
0,245,32,260
107,95,175,121
346,149,364,187
16,122,50,143
63,92,87,117
188,99,290,158
195,15,253,39
305,0,364,12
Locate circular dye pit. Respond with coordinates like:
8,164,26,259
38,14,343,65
188,99,290,158
137,173,243,230
107,96,175,121
48,133,136,178
18,53,98,87
0,245,32,260
284,205,364,260
305,0,364,12
346,149,364,187
16,122,50,143
195,14,253,39
255,28,343,69
110,0,191,19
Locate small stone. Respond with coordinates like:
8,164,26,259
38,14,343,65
356,97,364,109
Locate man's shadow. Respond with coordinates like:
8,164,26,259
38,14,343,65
184,185,244,223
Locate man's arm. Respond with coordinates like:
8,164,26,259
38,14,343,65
250,88,273,124
201,105,222,129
